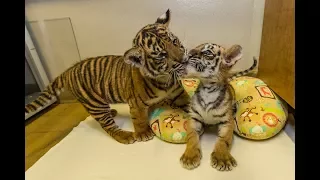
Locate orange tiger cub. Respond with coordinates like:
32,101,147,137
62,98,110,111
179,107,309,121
177,43,257,171
25,9,190,144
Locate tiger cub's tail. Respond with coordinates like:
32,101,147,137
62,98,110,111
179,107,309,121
25,74,65,115
227,57,258,82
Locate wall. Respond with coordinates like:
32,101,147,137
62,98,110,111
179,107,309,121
25,0,265,75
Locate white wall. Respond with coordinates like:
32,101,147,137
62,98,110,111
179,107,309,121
25,0,265,75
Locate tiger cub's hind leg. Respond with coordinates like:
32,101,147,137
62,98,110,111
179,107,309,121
87,104,135,144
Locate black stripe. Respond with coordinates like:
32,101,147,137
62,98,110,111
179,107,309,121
100,61,107,100
169,88,185,105
212,110,228,118
82,61,93,92
112,60,120,102
187,135,193,142
108,81,116,103
138,95,149,107
230,58,257,79
86,60,95,91
196,92,205,107
27,104,37,111
141,32,147,42
104,118,115,127
147,39,152,48
129,77,138,107
69,68,84,103
34,99,44,106
51,80,58,95
113,60,123,103
150,79,167,91
207,85,227,110
148,59,158,73
38,96,47,104
71,68,89,104
190,106,201,117
117,59,126,102
145,61,157,77
106,58,117,103
89,108,110,115
225,140,230,148
217,121,228,126
208,89,218,93
97,57,105,82
143,78,156,98
41,92,51,100
91,58,97,84
211,58,220,70
191,117,204,125
204,84,219,93
233,118,242,133
76,68,105,107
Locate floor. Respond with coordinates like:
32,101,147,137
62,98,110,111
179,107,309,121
25,102,295,172
25,103,89,171
26,112,295,180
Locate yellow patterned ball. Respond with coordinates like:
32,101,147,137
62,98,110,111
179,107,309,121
149,105,191,143
148,76,288,142
228,76,288,140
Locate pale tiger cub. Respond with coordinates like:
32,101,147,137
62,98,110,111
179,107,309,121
25,10,189,145
177,43,257,171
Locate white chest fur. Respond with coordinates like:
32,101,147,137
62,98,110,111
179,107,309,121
190,85,230,125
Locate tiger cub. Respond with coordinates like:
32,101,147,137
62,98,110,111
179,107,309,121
177,43,257,171
25,9,190,145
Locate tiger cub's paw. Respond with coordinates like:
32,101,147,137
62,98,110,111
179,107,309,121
210,150,237,171
113,130,136,144
134,127,154,142
180,148,202,170
110,109,117,118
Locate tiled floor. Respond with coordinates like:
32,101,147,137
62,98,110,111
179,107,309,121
25,103,89,171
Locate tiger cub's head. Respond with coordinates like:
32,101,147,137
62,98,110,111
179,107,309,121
178,43,243,80
123,9,187,81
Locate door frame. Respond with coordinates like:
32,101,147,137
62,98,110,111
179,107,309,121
25,24,57,120
25,24,50,91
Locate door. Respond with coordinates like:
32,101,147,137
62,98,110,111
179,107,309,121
257,0,295,108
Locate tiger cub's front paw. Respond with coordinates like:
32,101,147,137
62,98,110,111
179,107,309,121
134,127,154,142
180,148,202,170
210,150,237,171
113,130,136,145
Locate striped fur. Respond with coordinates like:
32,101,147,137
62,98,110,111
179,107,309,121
227,57,258,81
179,43,257,171
25,9,190,144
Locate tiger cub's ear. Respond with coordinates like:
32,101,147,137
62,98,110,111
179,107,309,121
222,44,243,67
124,47,145,68
155,9,171,27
